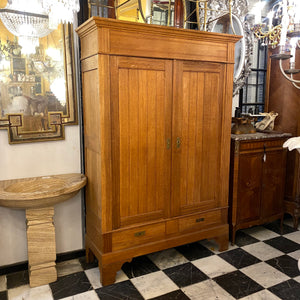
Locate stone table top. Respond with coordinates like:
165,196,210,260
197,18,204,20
231,131,292,141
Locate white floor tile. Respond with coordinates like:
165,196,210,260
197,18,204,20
242,226,279,241
241,262,289,288
182,279,235,300
192,255,236,278
287,249,300,261
85,267,128,289
147,248,188,269
56,259,83,277
8,284,53,300
114,269,129,283
242,242,284,261
239,289,281,300
294,276,300,283
131,271,178,299
0,275,6,292
60,290,99,300
284,231,300,244
84,268,102,289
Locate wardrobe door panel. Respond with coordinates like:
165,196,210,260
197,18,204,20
110,56,172,229
172,61,225,216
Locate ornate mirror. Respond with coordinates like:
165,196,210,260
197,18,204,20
211,14,245,80
207,0,253,95
0,15,77,144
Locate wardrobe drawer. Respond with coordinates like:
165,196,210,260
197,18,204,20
112,223,165,251
179,210,223,233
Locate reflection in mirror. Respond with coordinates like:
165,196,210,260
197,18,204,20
89,0,114,18
150,0,174,26
211,13,245,81
0,21,77,144
208,0,253,96
88,0,146,22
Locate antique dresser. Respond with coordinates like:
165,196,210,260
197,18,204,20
229,132,290,244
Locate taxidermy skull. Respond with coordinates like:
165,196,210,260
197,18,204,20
255,111,278,131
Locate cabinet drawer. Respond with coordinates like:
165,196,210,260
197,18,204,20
179,210,223,233
239,139,285,152
112,223,165,251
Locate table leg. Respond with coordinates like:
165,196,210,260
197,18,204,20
26,207,57,287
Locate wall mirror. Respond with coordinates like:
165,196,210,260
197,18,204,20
0,20,77,144
207,0,253,96
211,14,245,80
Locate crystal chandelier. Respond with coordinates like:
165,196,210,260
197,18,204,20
0,0,80,54
251,0,300,89
42,0,80,29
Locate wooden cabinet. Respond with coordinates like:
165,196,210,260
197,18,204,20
76,17,240,286
229,133,290,244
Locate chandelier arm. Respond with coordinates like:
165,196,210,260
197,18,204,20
279,59,300,83
292,82,300,89
291,74,300,89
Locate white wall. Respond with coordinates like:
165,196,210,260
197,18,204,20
0,125,83,266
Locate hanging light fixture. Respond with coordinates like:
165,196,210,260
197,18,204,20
0,0,80,54
42,0,80,29
251,0,300,89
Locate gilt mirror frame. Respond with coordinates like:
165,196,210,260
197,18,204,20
0,22,78,144
206,0,253,96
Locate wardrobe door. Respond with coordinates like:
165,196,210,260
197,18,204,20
172,60,226,216
110,56,172,229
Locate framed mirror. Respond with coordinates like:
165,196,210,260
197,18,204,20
207,0,253,95
0,22,77,144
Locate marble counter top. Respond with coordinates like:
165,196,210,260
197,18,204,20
231,131,292,141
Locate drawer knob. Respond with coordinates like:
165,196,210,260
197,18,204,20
134,230,146,237
196,218,205,223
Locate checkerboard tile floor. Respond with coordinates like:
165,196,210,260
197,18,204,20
1,217,300,300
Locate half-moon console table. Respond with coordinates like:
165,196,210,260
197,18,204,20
0,173,87,287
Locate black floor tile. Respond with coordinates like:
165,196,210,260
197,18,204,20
50,271,92,300
264,236,300,254
6,270,29,289
218,248,261,269
268,279,300,300
149,289,190,300
122,256,160,278
234,230,260,247
163,262,208,288
214,270,264,299
79,256,98,270
266,255,300,278
175,242,214,261
95,280,143,300
0,291,7,300
264,220,297,235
